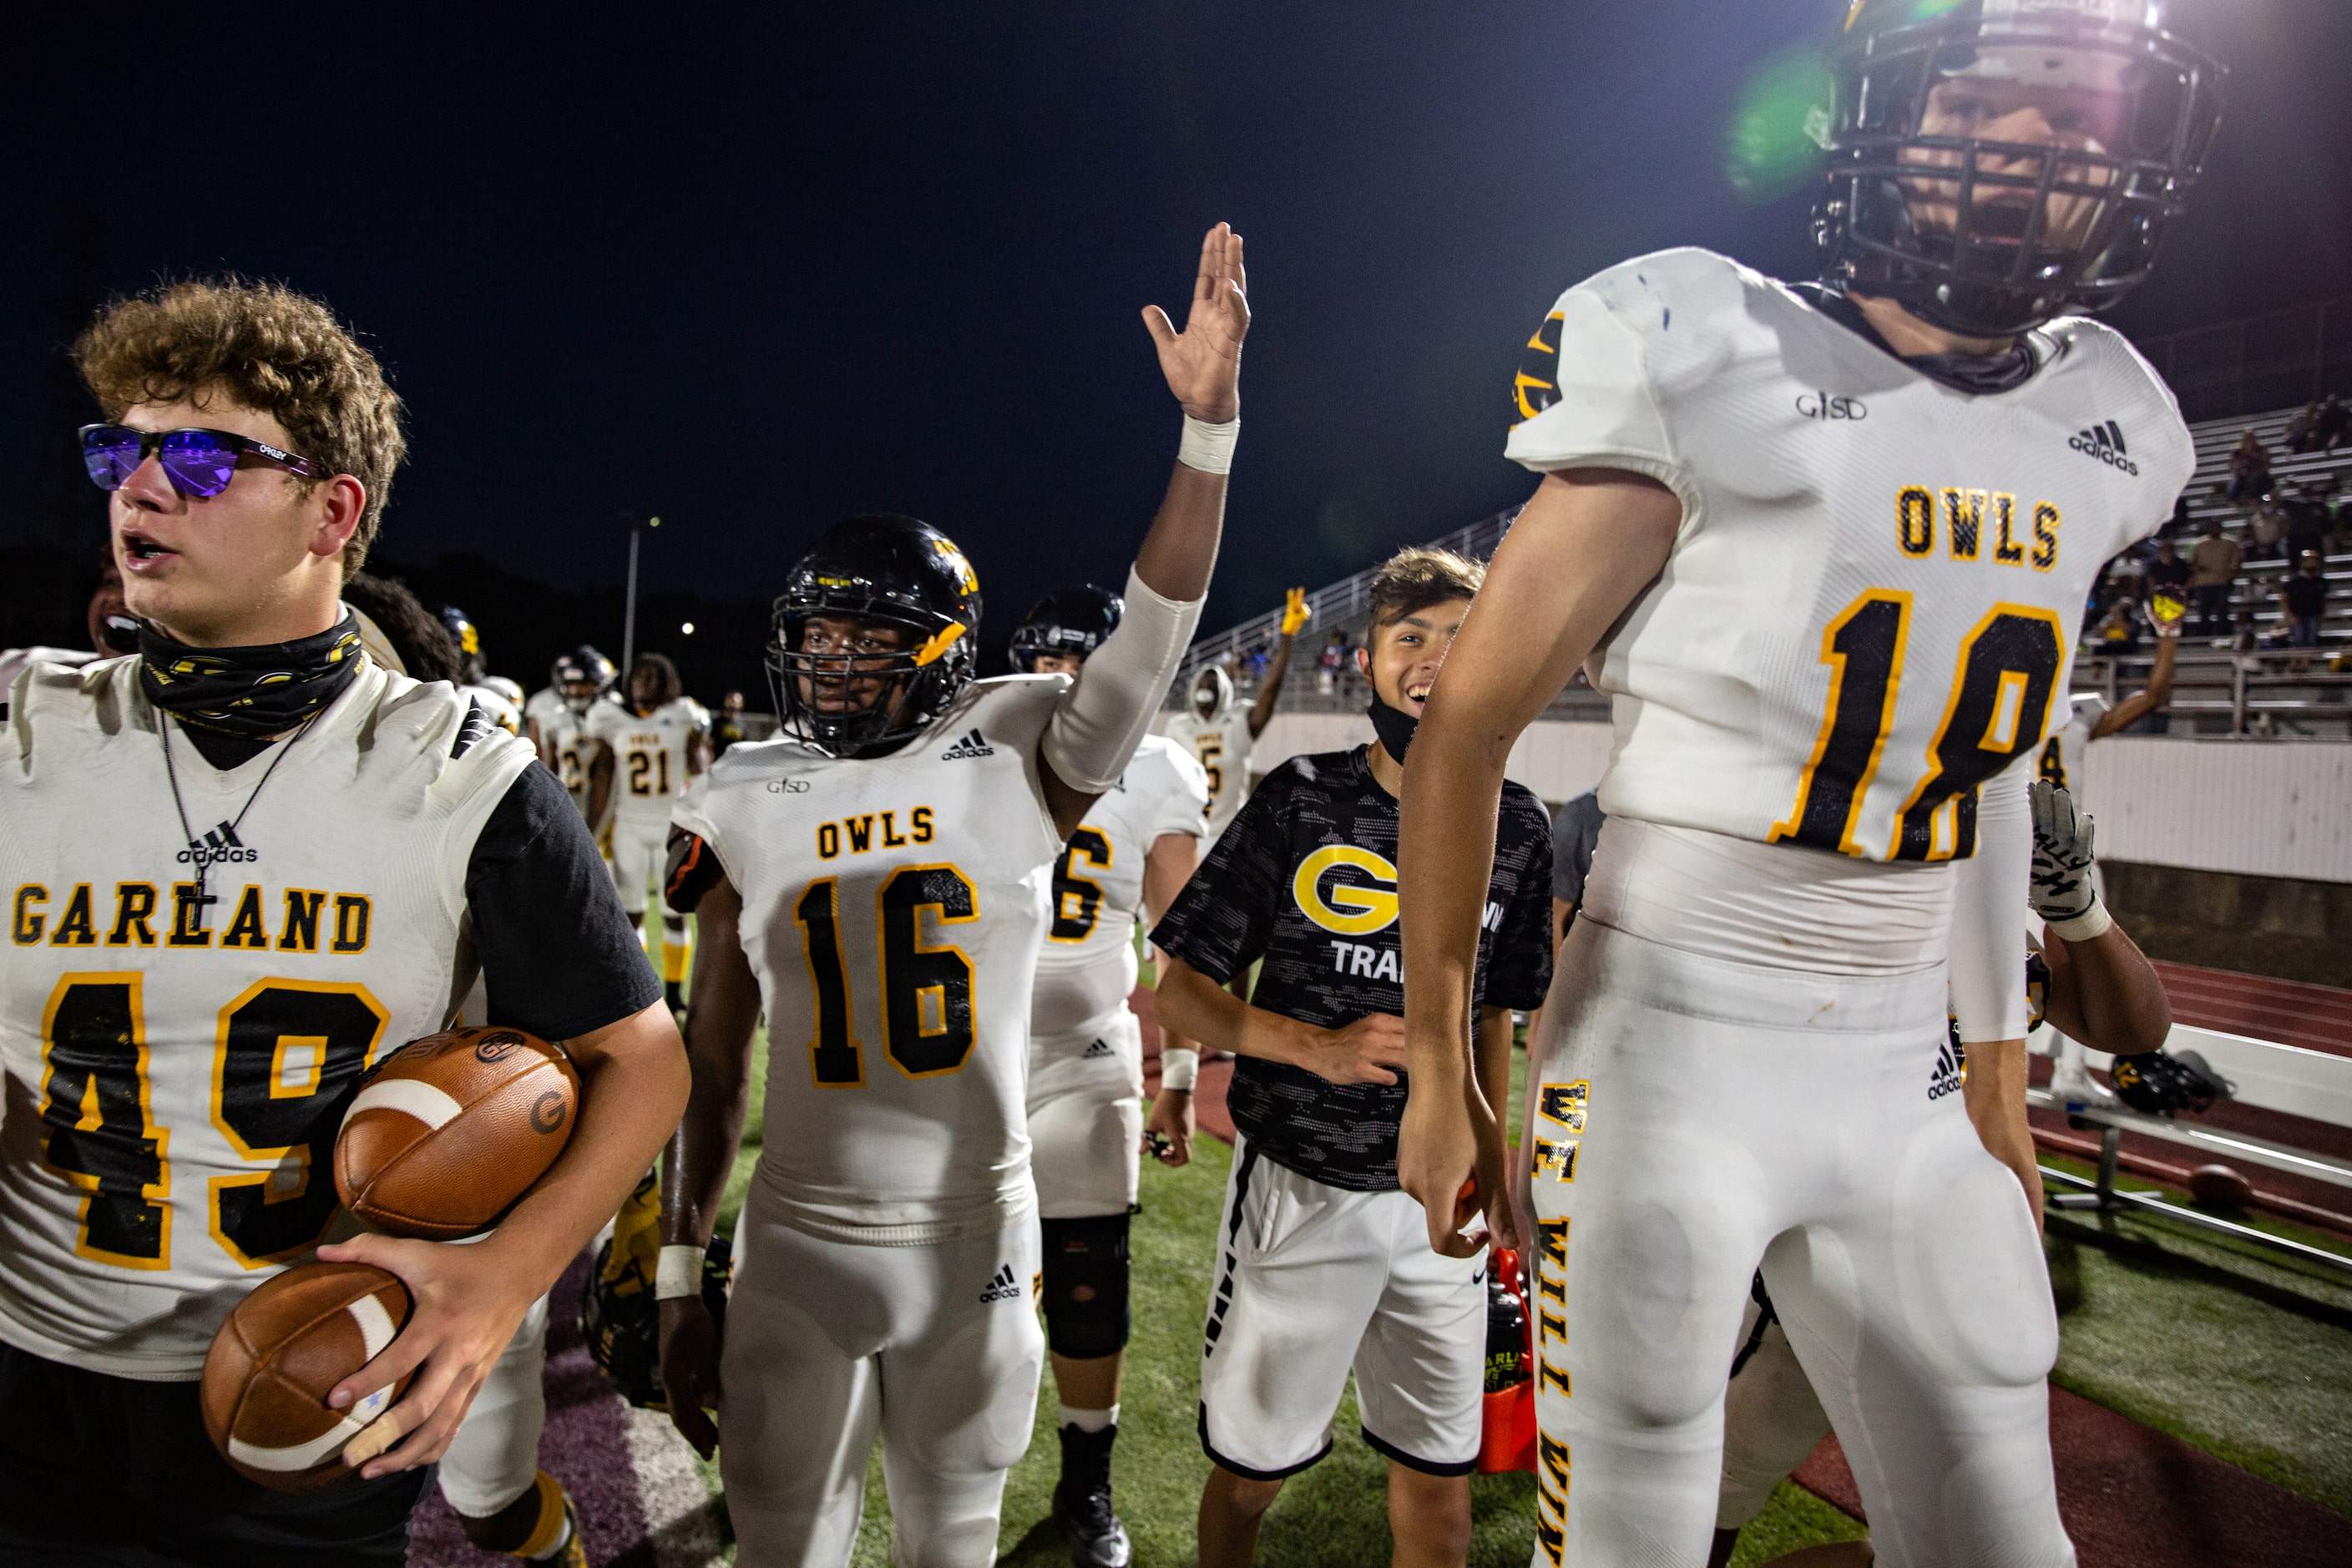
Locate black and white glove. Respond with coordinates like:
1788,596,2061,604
2029,778,2112,942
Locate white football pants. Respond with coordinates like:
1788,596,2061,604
437,1291,551,1518
720,1190,1044,1567
1526,922,2071,1568
1027,1008,1144,1219
609,817,667,916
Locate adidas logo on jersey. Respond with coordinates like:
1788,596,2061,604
2068,419,2139,476
940,728,995,761
978,1263,1024,1303
1080,1037,1115,1060
1928,1037,1969,1101
176,821,257,868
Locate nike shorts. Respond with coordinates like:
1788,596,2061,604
1199,1136,1484,1480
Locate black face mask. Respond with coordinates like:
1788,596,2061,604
1368,694,1419,766
139,614,365,737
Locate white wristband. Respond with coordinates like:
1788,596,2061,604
1176,414,1239,475
2045,899,2114,944
655,1244,705,1301
1159,1047,1200,1093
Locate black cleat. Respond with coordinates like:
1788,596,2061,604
1055,1424,1131,1567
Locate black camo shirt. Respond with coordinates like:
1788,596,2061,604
1151,746,1553,1191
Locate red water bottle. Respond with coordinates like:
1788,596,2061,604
1477,1248,1537,1473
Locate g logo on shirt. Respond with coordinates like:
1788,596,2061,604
1292,845,1399,936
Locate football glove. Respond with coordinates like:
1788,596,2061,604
1281,587,1310,636
2029,779,2105,936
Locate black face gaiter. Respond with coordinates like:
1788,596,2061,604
1368,694,1419,767
139,614,365,736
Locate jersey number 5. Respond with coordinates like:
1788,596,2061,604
795,866,979,1086
38,974,388,1272
1773,593,2063,861
1196,738,1224,804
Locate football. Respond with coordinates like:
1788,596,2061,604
2188,1163,2255,1211
336,1026,582,1238
200,1262,413,1492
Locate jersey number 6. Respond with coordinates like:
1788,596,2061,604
796,866,979,1086
1773,593,2064,861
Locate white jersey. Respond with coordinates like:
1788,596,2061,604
1507,248,2193,864
0,658,533,1377
2033,693,2107,810
1032,735,1209,1039
525,688,599,812
671,677,1070,1246
463,681,523,736
0,647,97,703
590,695,708,827
1163,705,1253,839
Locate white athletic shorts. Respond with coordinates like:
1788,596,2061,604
1199,1136,1484,1480
1527,921,2071,1568
437,1291,551,1518
719,1186,1045,1568
1716,1292,1831,1531
1027,1007,1145,1219
609,817,666,916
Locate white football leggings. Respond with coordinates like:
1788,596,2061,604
437,1291,551,1518
1027,1007,1145,1219
720,1189,1044,1567
1527,922,2071,1568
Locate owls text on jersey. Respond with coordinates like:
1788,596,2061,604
670,677,1071,1245
591,695,708,824
1033,735,1209,1039
0,658,651,1378
1163,706,1253,837
1507,247,2193,865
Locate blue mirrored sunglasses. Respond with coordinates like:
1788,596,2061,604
79,423,321,498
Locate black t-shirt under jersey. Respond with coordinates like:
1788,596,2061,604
1151,746,1554,1191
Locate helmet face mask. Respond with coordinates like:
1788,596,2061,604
554,645,615,714
768,514,982,759
1009,584,1124,675
1816,0,2223,336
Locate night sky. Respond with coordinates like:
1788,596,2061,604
7,1,2349,665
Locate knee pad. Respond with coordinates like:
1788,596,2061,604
1039,1213,1130,1359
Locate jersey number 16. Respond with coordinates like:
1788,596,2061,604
795,867,979,1086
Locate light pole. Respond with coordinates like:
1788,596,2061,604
621,513,662,674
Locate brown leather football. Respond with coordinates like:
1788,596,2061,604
200,1262,414,1492
335,1026,581,1238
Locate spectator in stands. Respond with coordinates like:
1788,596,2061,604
2315,392,2350,454
2188,518,2242,638
2284,483,2331,563
2280,549,2329,674
2144,538,2189,604
2248,495,2289,561
2285,400,2321,454
1317,630,1347,695
2092,597,2141,653
2224,427,2272,503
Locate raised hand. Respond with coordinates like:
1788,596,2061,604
1281,588,1310,637
1142,223,1249,424
2027,778,2097,924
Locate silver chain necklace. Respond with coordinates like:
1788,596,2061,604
159,713,318,907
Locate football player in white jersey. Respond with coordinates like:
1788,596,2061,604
438,604,525,736
0,278,687,1565
588,652,712,1011
655,220,1246,1568
526,645,618,820
1010,585,1211,1565
1164,588,1307,849
1395,3,2221,1563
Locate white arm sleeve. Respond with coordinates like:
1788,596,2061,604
1040,567,1204,795
1950,765,2033,1044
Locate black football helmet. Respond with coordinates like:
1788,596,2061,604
579,1231,732,1411
2109,1048,2235,1117
768,513,983,758
553,645,615,714
438,605,487,684
1009,584,1124,673
1813,0,2223,336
